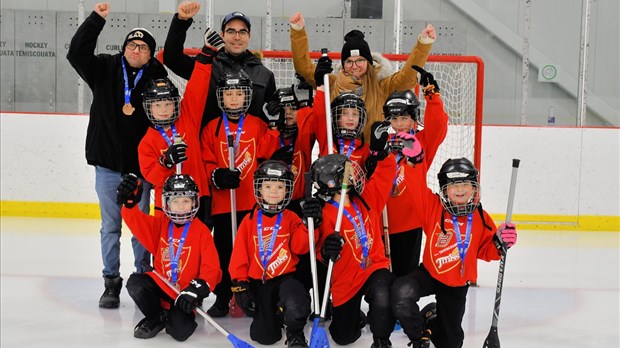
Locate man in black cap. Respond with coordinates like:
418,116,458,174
163,1,276,128
67,2,168,309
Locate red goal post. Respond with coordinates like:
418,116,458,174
157,49,484,192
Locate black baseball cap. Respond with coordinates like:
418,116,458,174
221,11,251,32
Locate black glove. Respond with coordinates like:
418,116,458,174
231,280,255,317
196,45,217,64
314,55,333,87
301,197,324,227
160,143,188,169
321,233,344,262
369,121,390,160
265,99,282,117
174,278,210,314
270,144,294,165
296,73,313,91
412,65,440,97
116,173,143,208
211,168,241,189
204,27,225,50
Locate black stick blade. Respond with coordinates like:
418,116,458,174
483,327,500,348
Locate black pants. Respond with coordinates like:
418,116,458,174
248,275,310,345
388,227,423,277
126,273,198,342
391,264,469,348
210,210,251,303
329,268,395,345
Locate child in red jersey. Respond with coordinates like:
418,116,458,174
201,68,280,317
383,66,448,277
390,157,518,348
228,160,311,346
306,150,397,348
138,49,215,224
117,173,221,341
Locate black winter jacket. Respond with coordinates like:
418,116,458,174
163,14,276,130
67,11,168,175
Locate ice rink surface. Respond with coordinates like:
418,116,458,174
1,217,618,348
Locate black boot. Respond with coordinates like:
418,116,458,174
133,312,166,339
206,297,229,317
285,330,308,347
420,302,437,330
371,337,392,348
407,329,431,348
99,275,122,309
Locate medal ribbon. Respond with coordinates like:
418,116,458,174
327,199,369,269
257,210,283,279
168,221,191,284
121,58,144,106
337,136,355,159
222,112,246,156
155,124,178,147
451,214,473,276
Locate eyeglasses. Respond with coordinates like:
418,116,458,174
224,29,250,38
344,58,367,68
126,42,150,53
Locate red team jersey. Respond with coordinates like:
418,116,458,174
201,113,280,215
311,89,369,167
138,61,211,210
286,105,318,200
317,155,396,306
386,94,449,234
406,168,501,287
122,206,222,299
229,208,310,282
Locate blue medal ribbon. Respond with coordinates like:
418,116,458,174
451,214,473,277
168,221,191,284
155,124,178,147
222,112,246,156
121,58,144,106
257,210,283,281
337,136,355,159
328,199,369,269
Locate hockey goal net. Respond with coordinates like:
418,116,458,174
157,49,484,192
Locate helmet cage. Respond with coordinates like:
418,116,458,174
142,78,181,127
331,94,367,140
162,175,200,224
217,70,253,118
383,90,420,122
143,97,181,127
253,161,294,213
439,180,480,216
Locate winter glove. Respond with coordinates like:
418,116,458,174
204,27,225,51
321,232,344,262
211,168,241,189
314,55,333,87
196,45,217,64
301,197,324,227
412,65,440,97
265,99,283,117
174,278,210,314
116,173,143,208
231,280,255,317
160,143,188,169
368,121,390,160
270,144,294,165
496,223,517,249
396,131,424,165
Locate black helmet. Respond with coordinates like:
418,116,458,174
142,78,180,127
272,87,299,135
309,154,365,201
383,90,420,122
162,174,200,224
331,93,367,139
253,160,294,213
216,69,253,118
437,158,480,216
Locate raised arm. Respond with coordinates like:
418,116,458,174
162,1,202,80
66,3,109,85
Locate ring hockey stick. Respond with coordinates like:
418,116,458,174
227,134,244,318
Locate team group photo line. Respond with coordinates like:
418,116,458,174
67,2,518,348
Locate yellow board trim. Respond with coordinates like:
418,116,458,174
1,201,618,231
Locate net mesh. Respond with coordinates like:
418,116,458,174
157,50,483,193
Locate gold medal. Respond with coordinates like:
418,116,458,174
122,103,135,116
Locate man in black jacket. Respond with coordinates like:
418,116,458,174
163,1,276,130
67,2,168,309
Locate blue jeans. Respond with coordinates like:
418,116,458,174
95,166,152,277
